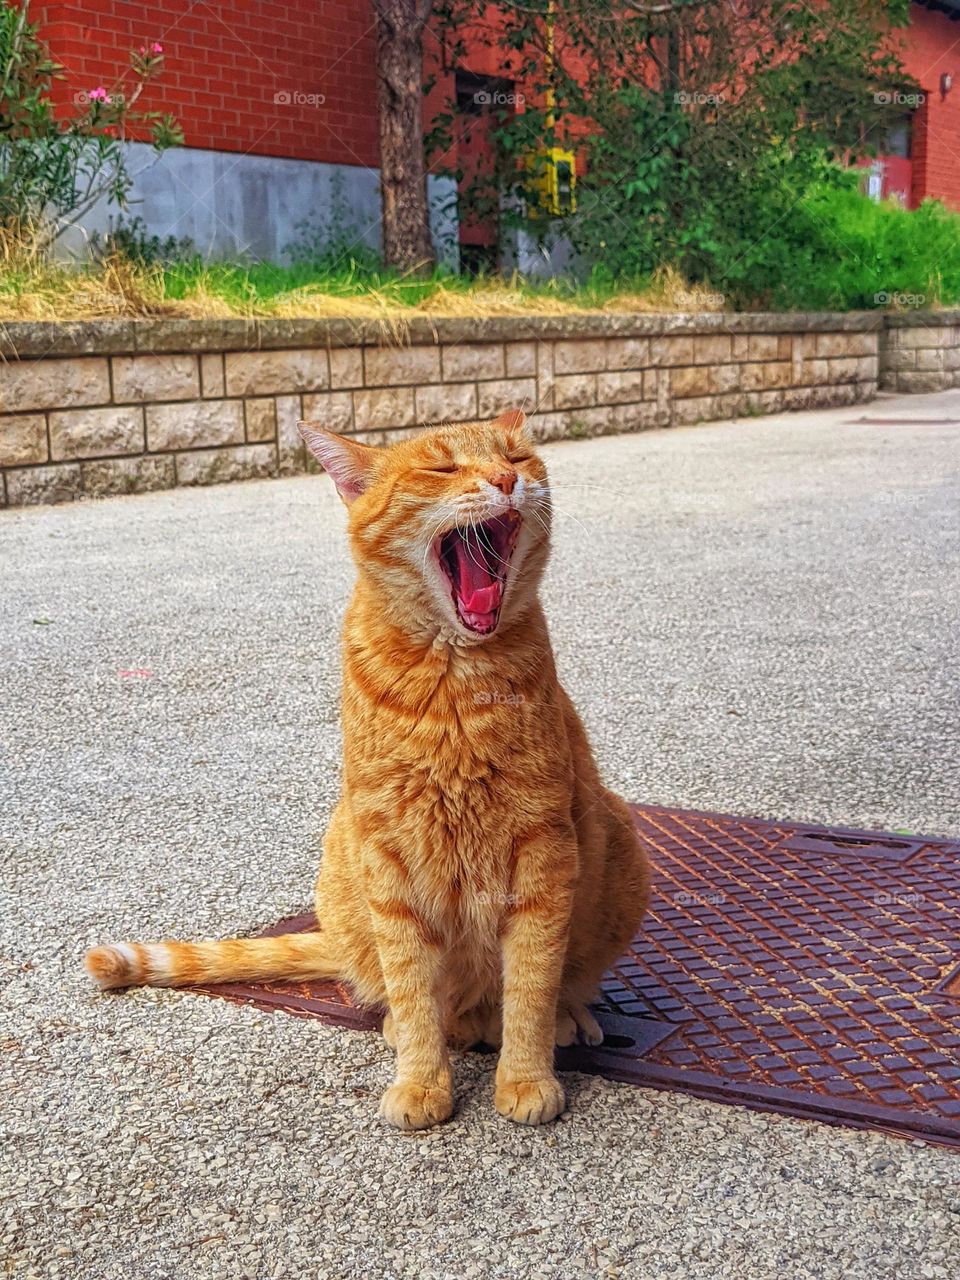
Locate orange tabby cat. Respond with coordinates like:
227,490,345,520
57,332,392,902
86,409,650,1129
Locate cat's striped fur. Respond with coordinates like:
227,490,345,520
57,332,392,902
86,411,650,1128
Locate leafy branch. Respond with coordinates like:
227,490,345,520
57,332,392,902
0,0,183,250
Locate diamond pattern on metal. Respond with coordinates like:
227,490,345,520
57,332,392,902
190,805,960,1145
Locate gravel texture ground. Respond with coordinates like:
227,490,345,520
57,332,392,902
3,388,959,1279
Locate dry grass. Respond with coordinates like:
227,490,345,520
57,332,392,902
0,249,728,323
0,244,175,321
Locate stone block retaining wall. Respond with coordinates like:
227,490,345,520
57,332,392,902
878,311,960,394
0,309,950,506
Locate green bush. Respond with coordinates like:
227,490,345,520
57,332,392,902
0,0,181,249
570,101,960,311
679,170,960,311
432,0,931,310
767,185,960,310
91,215,194,266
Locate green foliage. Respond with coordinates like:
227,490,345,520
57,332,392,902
91,215,194,266
283,169,384,273
754,185,960,310
577,125,960,310
428,0,954,308
160,257,461,309
0,0,182,246
577,70,960,310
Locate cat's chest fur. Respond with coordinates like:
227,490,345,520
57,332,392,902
349,693,560,840
343,647,572,928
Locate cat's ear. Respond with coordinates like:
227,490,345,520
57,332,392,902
492,409,527,434
298,422,377,504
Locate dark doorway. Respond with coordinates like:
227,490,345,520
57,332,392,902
453,71,516,274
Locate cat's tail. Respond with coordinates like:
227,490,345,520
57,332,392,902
84,930,340,991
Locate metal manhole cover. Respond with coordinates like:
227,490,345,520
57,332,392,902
190,805,960,1146
853,416,960,426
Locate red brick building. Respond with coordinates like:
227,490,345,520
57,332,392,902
37,0,381,169
33,0,960,260
895,1,960,208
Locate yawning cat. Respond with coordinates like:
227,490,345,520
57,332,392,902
86,409,650,1129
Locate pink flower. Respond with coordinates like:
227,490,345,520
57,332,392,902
88,86,110,102
151,42,163,53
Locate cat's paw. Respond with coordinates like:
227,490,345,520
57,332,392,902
555,1011,578,1047
555,1004,604,1047
448,1003,500,1050
379,1081,453,1130
494,1075,566,1125
574,1006,604,1047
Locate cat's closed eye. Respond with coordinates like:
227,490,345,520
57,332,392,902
419,461,458,474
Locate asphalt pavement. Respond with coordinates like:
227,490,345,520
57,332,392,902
3,388,959,1279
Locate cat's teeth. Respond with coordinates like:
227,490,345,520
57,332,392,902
460,609,498,633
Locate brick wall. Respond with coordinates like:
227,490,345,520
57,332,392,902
0,313,889,507
36,0,379,168
897,4,960,210
36,3,960,211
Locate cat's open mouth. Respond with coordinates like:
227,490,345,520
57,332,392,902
437,512,522,635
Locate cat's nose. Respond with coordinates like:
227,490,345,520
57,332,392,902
488,469,517,495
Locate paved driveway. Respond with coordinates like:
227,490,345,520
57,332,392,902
3,390,959,1279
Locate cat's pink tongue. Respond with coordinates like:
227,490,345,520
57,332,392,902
455,545,502,615
458,582,502,633
460,582,501,613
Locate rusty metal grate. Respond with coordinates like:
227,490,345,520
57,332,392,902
191,805,960,1146
853,416,960,426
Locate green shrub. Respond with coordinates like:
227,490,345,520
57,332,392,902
682,168,960,311
772,185,960,310
0,0,181,249
570,107,960,311
91,215,195,266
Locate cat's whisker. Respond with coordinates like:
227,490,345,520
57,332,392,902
445,511,498,585
526,507,553,543
548,480,630,497
525,495,554,526
462,510,498,578
84,415,651,1133
531,497,587,538
420,511,454,575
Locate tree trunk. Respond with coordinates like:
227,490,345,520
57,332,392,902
372,0,435,272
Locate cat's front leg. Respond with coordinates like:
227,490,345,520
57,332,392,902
370,895,453,1130
494,824,577,1125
